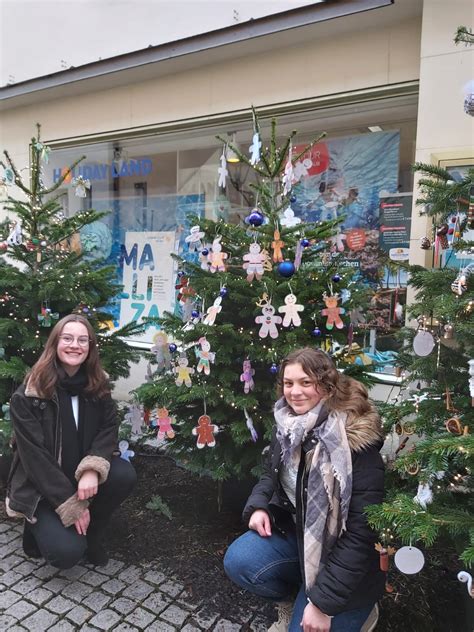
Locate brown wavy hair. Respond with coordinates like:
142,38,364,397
277,347,378,421
25,314,110,399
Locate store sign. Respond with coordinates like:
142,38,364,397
52,158,153,182
379,194,412,261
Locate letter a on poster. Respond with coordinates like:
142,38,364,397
119,231,176,344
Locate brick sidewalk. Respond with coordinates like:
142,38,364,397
0,521,272,631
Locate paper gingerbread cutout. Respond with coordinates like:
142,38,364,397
280,207,301,228
321,292,345,330
118,440,135,462
175,275,196,304
203,296,222,326
218,151,228,188
174,355,195,387
208,237,228,273
125,403,143,436
150,331,172,373
192,414,219,448
185,225,205,252
156,407,176,440
240,359,255,393
272,229,285,263
249,132,262,166
278,293,304,327
255,301,282,339
196,336,215,375
243,242,266,282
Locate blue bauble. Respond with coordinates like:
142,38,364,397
277,260,295,278
201,248,209,256
269,363,279,374
191,310,200,319
301,238,310,248
311,327,322,337
246,209,264,226
177,271,185,278
290,195,297,203
219,287,228,298
169,343,178,353
332,273,341,283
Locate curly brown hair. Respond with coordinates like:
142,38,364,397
25,314,110,399
277,347,377,421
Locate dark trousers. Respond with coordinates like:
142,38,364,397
27,456,136,569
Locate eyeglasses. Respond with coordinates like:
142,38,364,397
59,334,90,347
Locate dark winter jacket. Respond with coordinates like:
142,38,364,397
6,380,118,528
243,404,385,617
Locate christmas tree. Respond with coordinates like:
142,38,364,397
0,125,144,456
136,108,371,485
366,163,474,569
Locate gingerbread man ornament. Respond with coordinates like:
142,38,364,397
192,414,219,448
278,293,304,327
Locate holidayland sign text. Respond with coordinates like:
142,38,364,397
53,158,153,183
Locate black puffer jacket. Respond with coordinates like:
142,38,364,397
6,380,118,528
243,405,385,617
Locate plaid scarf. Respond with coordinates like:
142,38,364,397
274,397,353,591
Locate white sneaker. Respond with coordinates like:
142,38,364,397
361,603,379,632
268,600,293,632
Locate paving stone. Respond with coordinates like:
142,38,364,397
25,587,54,605
88,608,121,630
0,569,23,586
109,596,136,616
81,569,107,587
176,594,200,611
125,606,156,629
0,530,22,544
65,604,94,626
19,608,59,631
42,577,70,593
113,625,139,632
33,565,59,580
0,614,18,629
141,591,172,615
145,620,176,632
62,580,95,601
7,626,28,631
81,590,112,613
0,540,22,558
13,560,43,576
143,569,166,586
159,579,185,598
193,608,219,629
117,566,141,584
249,614,270,631
4,598,37,621
213,620,242,632
181,624,202,632
95,559,125,576
121,580,154,601
48,621,77,632
58,564,89,581
0,588,22,609
102,577,126,595
160,603,190,627
45,594,76,614
11,575,43,595
0,522,10,533
0,554,24,571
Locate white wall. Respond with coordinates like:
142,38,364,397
408,0,474,273
1,0,318,85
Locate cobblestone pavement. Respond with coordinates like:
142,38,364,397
0,521,271,631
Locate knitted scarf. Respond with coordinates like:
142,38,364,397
274,397,353,591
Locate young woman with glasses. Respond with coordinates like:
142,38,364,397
6,314,136,569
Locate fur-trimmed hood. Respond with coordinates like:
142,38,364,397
344,404,384,453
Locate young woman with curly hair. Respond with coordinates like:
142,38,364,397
6,314,136,568
224,348,385,632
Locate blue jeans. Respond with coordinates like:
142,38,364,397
224,529,374,632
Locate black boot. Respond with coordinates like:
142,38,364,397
22,521,42,559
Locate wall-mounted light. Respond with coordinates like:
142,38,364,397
226,132,240,163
